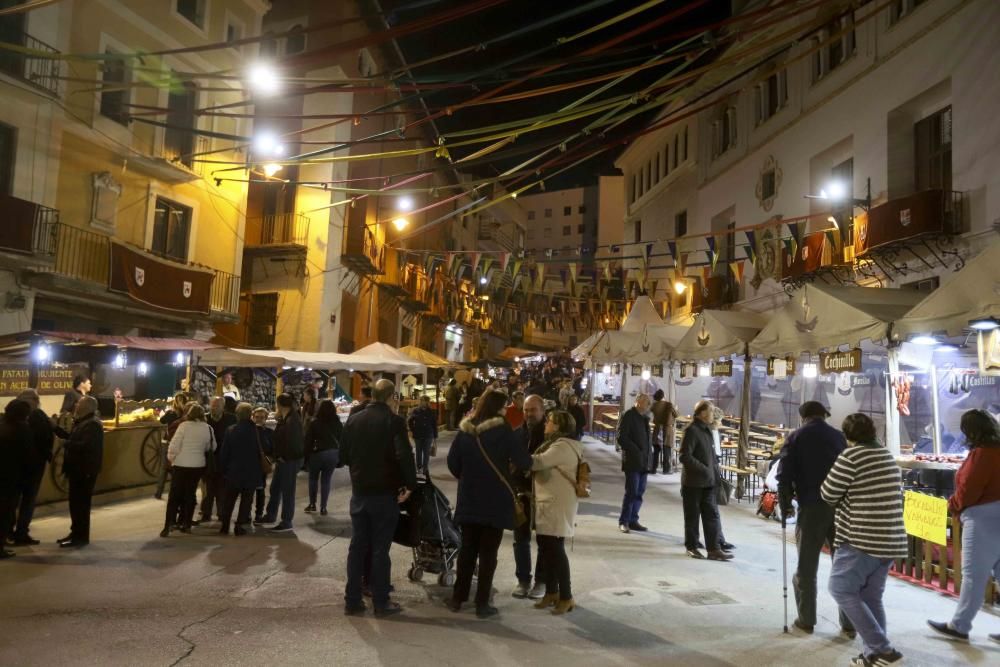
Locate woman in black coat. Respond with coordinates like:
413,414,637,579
0,400,32,558
218,403,264,535
303,399,343,515
446,390,532,618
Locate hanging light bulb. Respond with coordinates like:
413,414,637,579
602,364,611,375
262,163,282,177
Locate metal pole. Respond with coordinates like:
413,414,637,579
737,348,752,500
930,364,942,455
782,514,789,633
885,346,902,456
589,367,596,435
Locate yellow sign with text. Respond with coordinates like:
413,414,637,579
903,491,948,546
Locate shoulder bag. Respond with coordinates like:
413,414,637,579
256,427,274,476
474,433,528,528
553,443,592,498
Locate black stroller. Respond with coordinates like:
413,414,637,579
394,475,461,587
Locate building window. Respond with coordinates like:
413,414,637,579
527,229,535,240
760,169,776,200
812,15,855,82
0,122,15,195
673,134,679,169
633,219,642,243
527,210,535,220
915,106,952,192
561,225,570,236
563,206,571,216
544,208,552,218
682,126,689,161
285,24,306,55
164,80,197,167
226,19,243,46
654,153,661,184
247,293,279,348
675,210,687,237
577,223,585,233
578,205,586,214
713,106,738,157
755,69,788,125
100,51,130,126
175,0,206,29
152,197,192,261
890,0,927,24
543,228,552,238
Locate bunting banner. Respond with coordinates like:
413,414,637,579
824,229,838,251
534,263,545,291
568,262,578,287
745,229,757,252
677,252,688,276
559,268,568,289
730,260,746,284
499,252,510,274
787,220,803,247
700,265,712,287
743,244,756,264
601,260,611,281
481,257,494,277
782,237,797,259
469,252,481,277
444,252,454,276
667,240,677,262
705,235,716,269
511,259,522,279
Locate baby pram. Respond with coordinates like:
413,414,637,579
394,475,461,587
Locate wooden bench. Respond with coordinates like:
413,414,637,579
720,465,760,501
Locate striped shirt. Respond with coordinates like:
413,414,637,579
821,442,907,559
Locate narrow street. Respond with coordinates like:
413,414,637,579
1,435,996,667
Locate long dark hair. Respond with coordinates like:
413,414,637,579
471,389,507,424
315,399,337,424
960,409,1000,447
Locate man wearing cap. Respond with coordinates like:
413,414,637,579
777,401,855,637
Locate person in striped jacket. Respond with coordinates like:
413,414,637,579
821,413,906,667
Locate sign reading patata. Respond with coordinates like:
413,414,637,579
902,490,948,546
819,348,863,374
0,365,29,394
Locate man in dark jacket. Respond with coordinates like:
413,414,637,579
778,401,854,636
1,399,33,558
407,395,438,474
617,394,653,534
6,390,54,546
251,407,273,523
218,403,262,536
59,374,91,415
349,386,373,416
341,379,417,617
57,396,103,548
511,394,547,599
199,397,236,523
261,393,304,532
679,400,731,561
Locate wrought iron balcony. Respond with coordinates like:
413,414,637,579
341,225,385,275
0,31,61,95
244,212,310,255
0,193,60,256
210,270,241,317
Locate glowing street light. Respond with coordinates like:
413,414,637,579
248,63,280,95
254,131,284,157
262,163,282,177
479,276,488,285
392,217,409,231
397,196,414,211
673,280,687,295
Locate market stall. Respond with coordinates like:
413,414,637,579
398,345,458,421
0,331,221,503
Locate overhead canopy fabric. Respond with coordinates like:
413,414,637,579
895,243,1000,338
672,310,769,361
196,347,310,368
572,296,690,364
497,346,539,360
346,342,427,374
620,295,664,332
0,331,222,355
749,284,925,357
398,345,459,369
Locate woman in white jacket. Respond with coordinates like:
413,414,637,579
161,404,215,537
531,409,584,615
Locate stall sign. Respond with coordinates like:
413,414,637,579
0,365,29,394
819,348,862,374
767,357,796,376
37,367,78,395
651,364,663,378
711,360,733,377
630,364,643,376
611,363,621,376
903,491,948,546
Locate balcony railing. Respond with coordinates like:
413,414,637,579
246,212,310,249
211,270,241,316
45,223,110,285
342,225,385,275
0,193,60,254
477,222,517,252
0,32,60,95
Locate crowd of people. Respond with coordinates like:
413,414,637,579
2,361,998,666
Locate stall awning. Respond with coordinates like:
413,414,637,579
497,346,538,361
749,284,925,357
196,347,302,368
571,296,688,364
672,310,769,361
346,342,427,374
398,345,460,369
0,330,222,356
895,243,1000,338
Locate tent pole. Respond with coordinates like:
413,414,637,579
588,367,596,435
737,346,752,500
930,364,942,455
886,346,901,456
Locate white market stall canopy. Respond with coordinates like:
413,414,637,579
197,343,425,374
570,296,688,364
895,243,1000,338
197,347,305,368
347,342,427,374
749,284,925,358
672,310,769,361
398,345,460,369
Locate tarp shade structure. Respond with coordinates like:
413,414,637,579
398,345,460,369
497,346,539,360
671,310,769,361
749,284,925,358
894,243,1000,338
347,342,427,374
196,348,318,368
571,296,688,364
0,331,222,356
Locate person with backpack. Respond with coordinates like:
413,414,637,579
530,409,585,615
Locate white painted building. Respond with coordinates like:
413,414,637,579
616,0,1000,320
519,186,599,258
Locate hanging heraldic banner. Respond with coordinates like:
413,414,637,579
767,357,796,376
631,364,643,376
712,360,733,377
819,348,863,374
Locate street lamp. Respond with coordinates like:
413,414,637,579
248,63,280,95
254,131,284,157
392,217,409,231
262,163,282,177
805,177,872,211
673,280,687,295
479,276,488,285
397,196,414,211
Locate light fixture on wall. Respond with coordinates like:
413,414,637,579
137,362,149,377
674,280,687,295
397,196,414,211
262,163,282,177
802,363,818,378
911,335,940,346
641,368,651,380
33,344,50,363
392,217,409,231
114,351,127,370
602,364,611,375
698,364,710,377
969,317,1000,331
805,177,872,211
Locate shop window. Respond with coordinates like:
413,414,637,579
675,210,687,237
0,121,15,195
151,197,191,261
562,225,570,236
563,205,571,216
175,0,205,29
164,79,196,167
247,293,279,348
99,50,130,126
914,106,952,192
